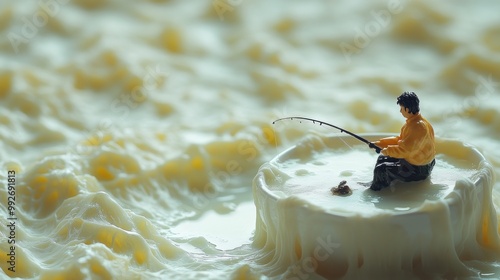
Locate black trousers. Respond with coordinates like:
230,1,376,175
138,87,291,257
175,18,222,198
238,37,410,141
371,155,435,191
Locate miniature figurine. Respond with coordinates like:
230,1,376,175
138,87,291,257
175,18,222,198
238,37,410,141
368,91,435,191
272,91,435,192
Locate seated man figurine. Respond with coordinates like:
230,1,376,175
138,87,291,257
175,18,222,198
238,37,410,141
369,91,436,191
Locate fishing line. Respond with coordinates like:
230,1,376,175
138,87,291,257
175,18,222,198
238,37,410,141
337,134,354,151
272,124,279,154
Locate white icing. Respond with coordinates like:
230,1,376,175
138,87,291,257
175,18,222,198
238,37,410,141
254,135,500,279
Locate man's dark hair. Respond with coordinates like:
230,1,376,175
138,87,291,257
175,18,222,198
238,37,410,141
397,91,420,114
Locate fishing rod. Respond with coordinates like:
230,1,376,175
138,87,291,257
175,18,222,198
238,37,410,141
272,117,382,153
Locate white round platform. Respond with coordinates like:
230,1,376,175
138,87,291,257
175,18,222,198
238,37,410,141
253,134,499,279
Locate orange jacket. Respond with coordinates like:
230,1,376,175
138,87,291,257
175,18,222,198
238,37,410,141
375,113,435,165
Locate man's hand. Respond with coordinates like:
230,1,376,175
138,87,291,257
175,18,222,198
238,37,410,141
369,142,382,154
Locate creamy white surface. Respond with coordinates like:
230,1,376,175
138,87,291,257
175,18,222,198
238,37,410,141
0,0,500,279
267,140,475,215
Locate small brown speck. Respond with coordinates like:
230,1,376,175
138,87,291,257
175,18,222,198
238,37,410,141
331,180,352,196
